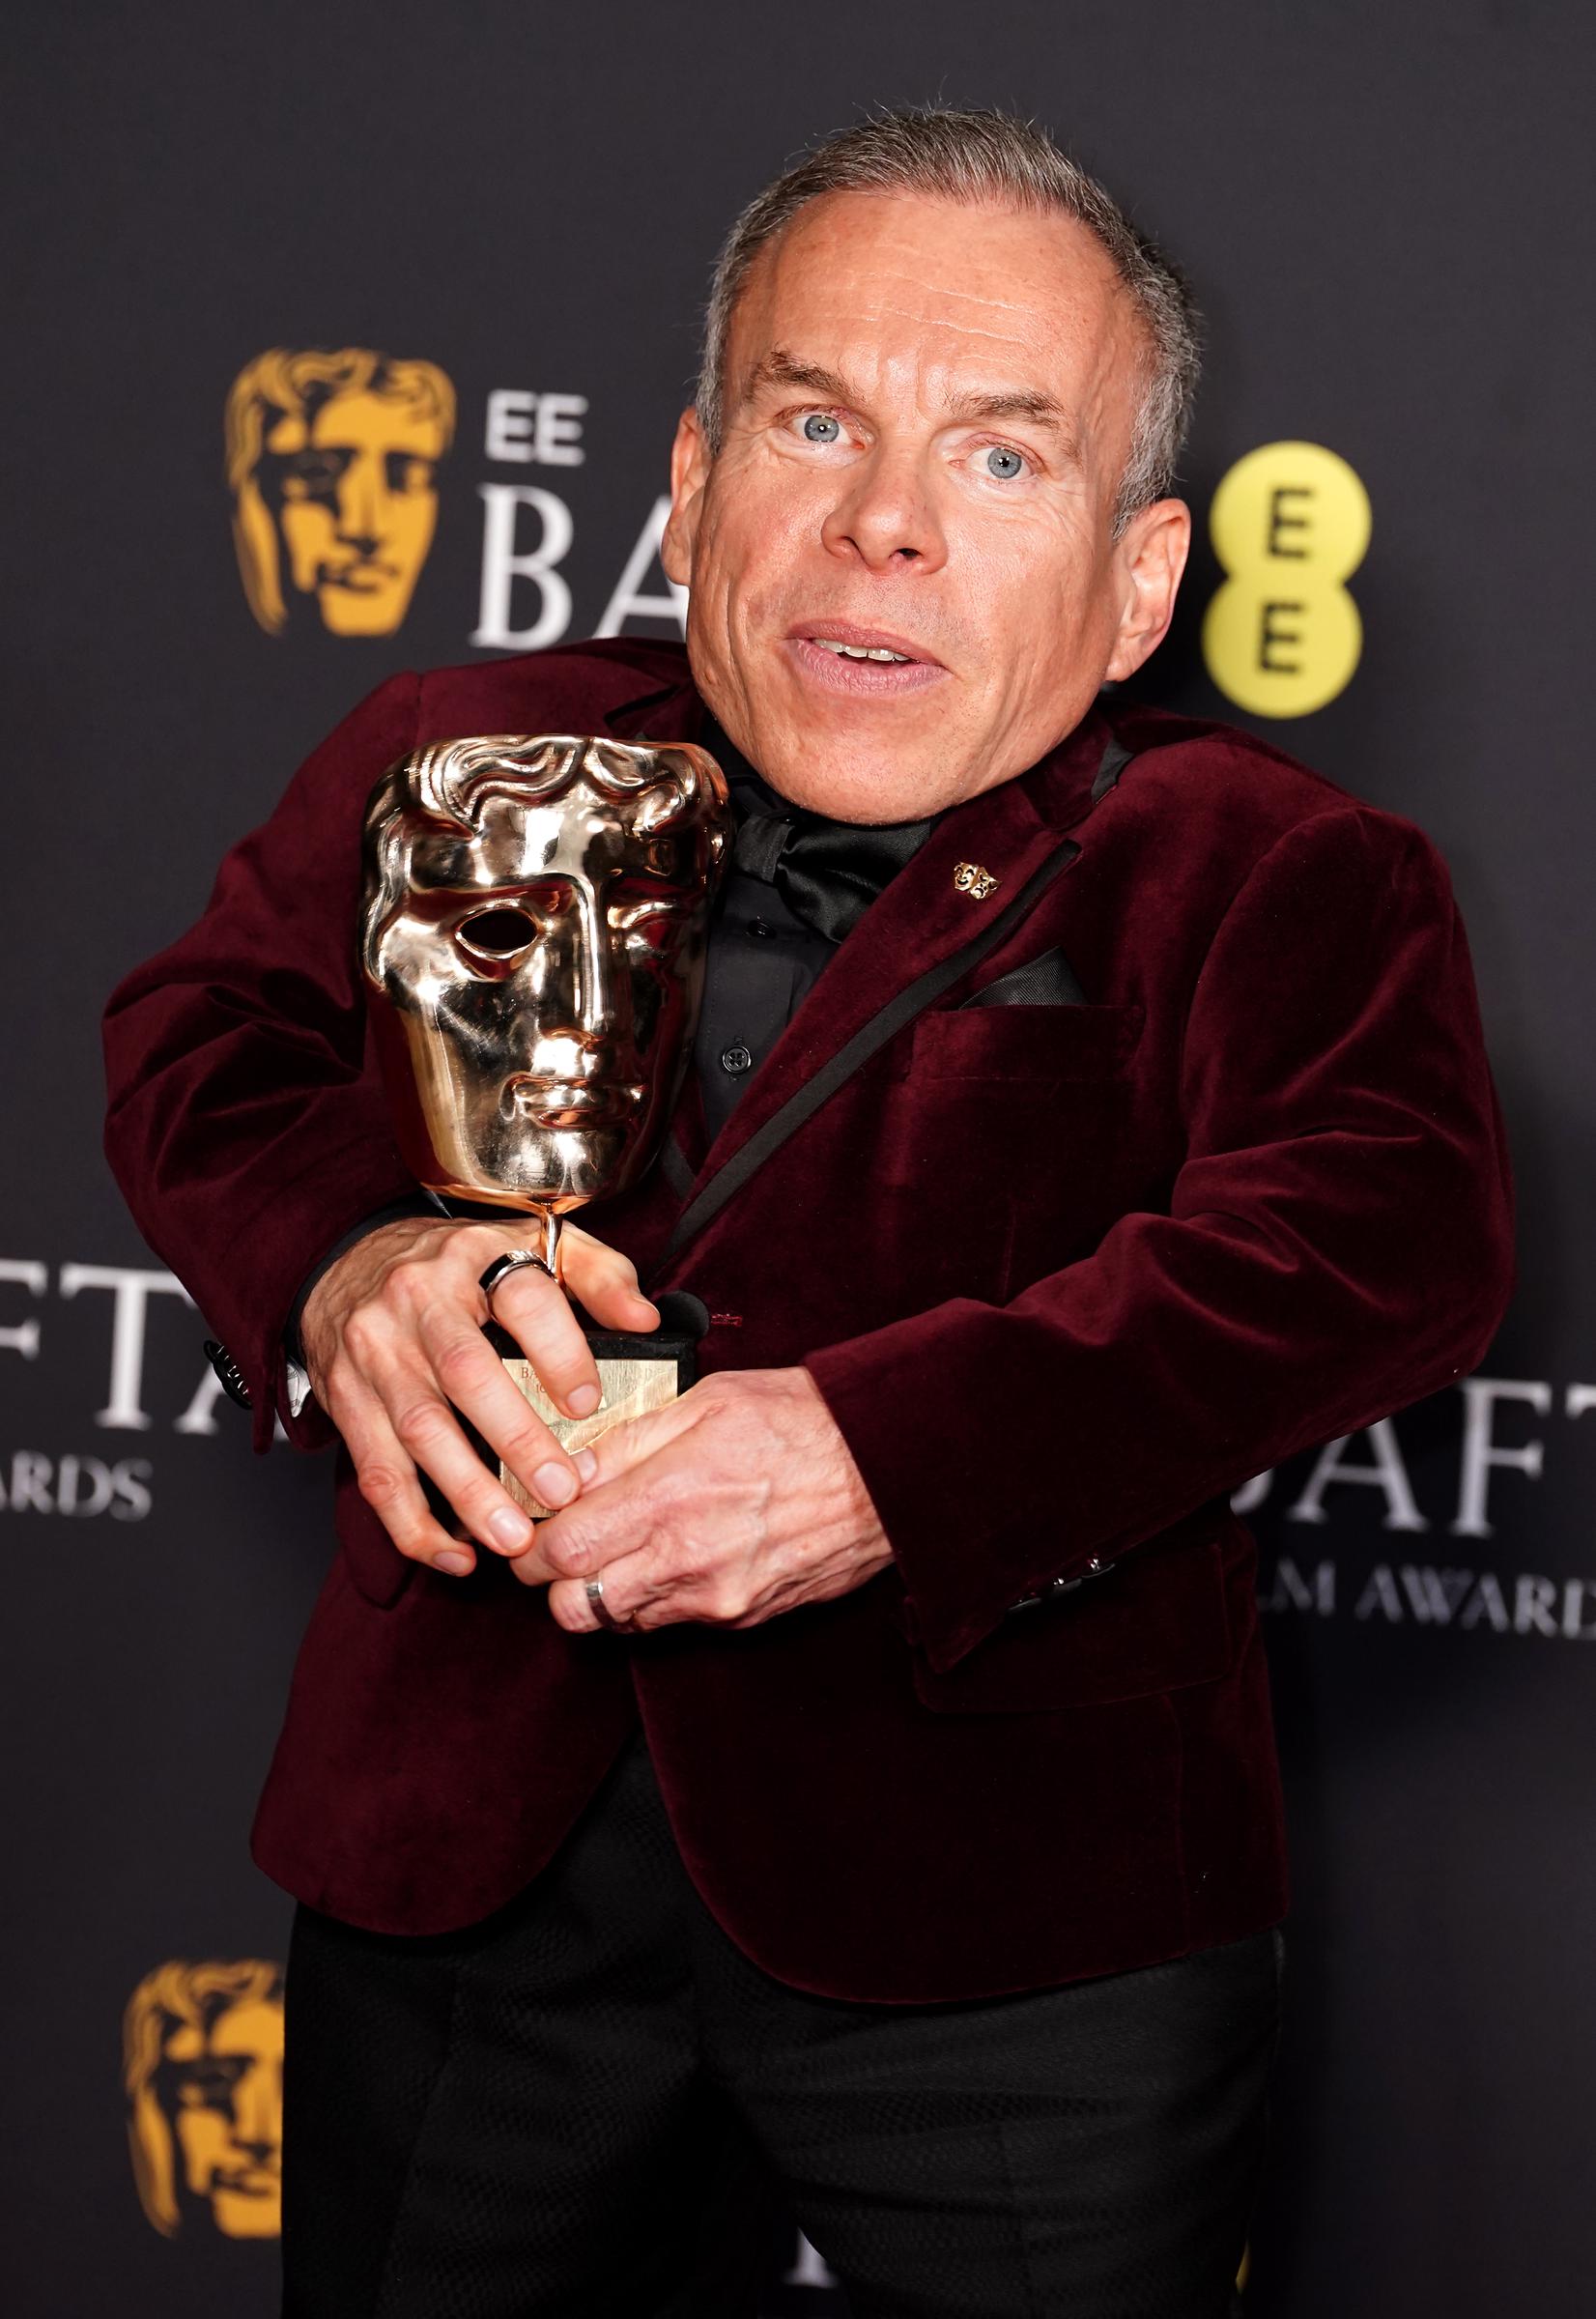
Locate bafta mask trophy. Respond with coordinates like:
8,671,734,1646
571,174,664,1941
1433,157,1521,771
360,733,731,1517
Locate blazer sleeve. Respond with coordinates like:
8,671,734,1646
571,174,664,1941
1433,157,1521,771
802,803,1518,1672
101,673,423,1453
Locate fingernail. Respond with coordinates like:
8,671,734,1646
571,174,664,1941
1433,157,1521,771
534,1462,577,1507
633,1296,659,1321
490,1508,533,1552
568,1383,601,1417
435,1550,473,1576
574,1446,598,1483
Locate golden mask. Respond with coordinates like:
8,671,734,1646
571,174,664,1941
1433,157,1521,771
362,735,731,1211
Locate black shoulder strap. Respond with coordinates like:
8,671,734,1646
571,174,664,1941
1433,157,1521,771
656,1130,697,1201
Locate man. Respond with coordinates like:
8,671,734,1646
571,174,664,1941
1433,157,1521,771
103,106,1515,2318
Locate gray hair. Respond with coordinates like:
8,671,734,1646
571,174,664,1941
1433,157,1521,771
696,106,1202,532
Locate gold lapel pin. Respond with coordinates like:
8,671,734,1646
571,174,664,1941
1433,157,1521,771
953,861,1000,901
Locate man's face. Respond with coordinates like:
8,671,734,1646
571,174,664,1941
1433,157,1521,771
162,1998,283,2238
663,191,1190,819
262,389,444,636
367,751,726,1210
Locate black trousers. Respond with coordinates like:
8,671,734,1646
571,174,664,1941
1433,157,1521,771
282,1727,1282,2319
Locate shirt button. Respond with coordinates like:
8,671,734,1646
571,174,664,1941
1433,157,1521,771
720,1044,754,1074
748,916,776,938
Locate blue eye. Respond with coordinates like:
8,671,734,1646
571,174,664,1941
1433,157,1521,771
801,412,841,443
985,446,1025,479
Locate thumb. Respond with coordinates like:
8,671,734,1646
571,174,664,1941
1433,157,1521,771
573,1385,708,1488
529,1393,711,1585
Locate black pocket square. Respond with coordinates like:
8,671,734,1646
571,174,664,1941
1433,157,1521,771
959,945,1088,1008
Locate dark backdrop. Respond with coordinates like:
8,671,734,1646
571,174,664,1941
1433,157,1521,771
4,4,1592,2312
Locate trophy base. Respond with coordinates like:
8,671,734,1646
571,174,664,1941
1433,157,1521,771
484,1297,705,1519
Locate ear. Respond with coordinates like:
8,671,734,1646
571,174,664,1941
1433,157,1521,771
661,407,712,587
1102,498,1191,682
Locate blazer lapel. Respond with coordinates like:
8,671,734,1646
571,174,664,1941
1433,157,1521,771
606,675,1117,1257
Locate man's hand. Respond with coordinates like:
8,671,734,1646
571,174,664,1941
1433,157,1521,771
299,1216,659,1578
513,1367,896,1633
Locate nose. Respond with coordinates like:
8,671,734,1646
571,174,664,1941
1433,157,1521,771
335,447,385,552
546,883,620,1042
230,2065,279,2162
820,442,948,574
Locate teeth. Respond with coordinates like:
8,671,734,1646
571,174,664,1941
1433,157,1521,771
812,638,911,662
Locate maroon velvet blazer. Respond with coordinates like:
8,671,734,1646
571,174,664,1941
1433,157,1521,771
101,641,1515,2002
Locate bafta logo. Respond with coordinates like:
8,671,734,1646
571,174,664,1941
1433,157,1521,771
124,1959,284,2239
226,347,455,637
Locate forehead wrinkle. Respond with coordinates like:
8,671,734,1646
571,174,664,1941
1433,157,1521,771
845,270,1084,326
819,226,1121,323
753,191,1132,350
826,272,1125,396
861,258,1125,346
865,298,1038,355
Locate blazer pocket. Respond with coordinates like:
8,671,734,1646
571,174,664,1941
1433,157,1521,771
909,1000,1144,1084
906,1529,1232,1714
958,944,1088,1008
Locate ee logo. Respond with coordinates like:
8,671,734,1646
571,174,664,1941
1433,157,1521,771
1201,442,1371,718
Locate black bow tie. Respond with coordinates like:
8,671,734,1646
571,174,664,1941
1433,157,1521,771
708,723,937,945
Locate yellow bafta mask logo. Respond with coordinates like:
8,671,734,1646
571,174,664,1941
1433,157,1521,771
124,1959,284,2239
226,348,456,636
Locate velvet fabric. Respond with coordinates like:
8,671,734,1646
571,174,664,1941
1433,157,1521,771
101,641,1516,2002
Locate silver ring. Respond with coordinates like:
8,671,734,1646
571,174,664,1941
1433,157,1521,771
585,1578,635,1634
478,1217,563,1315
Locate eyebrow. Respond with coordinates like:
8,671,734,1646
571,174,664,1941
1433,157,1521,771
742,351,1080,455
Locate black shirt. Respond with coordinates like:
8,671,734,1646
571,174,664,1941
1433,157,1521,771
693,718,938,1143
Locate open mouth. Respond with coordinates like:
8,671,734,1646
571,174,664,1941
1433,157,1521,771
785,620,949,695
811,639,914,663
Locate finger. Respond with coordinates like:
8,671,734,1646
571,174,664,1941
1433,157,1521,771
363,1339,566,1561
415,1302,588,1525
506,1425,694,1585
547,1572,619,1632
485,1259,610,1418
369,1240,587,1505
527,1417,711,1585
328,1369,479,1578
543,1517,727,1631
566,1387,709,1493
509,1461,656,1588
556,1222,662,1335
546,1545,668,1632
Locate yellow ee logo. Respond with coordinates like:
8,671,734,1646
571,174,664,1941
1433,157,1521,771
1201,442,1371,718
